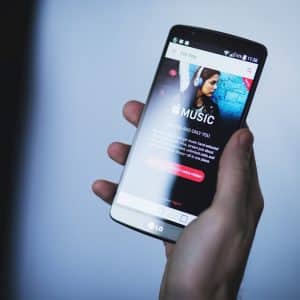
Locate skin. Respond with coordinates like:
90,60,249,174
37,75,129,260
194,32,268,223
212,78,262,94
196,74,220,107
92,100,264,300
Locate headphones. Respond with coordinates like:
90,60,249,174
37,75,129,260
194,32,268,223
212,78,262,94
193,66,204,87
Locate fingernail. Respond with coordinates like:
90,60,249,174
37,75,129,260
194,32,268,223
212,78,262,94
239,129,253,153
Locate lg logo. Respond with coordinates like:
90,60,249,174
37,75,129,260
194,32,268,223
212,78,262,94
147,221,164,232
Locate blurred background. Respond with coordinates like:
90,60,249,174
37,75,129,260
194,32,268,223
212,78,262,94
2,1,300,299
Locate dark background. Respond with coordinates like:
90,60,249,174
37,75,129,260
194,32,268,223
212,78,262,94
1,2,36,299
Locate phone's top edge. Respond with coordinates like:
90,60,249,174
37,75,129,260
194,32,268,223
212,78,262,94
169,24,268,58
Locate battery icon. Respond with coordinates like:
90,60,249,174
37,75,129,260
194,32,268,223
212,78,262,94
242,54,247,61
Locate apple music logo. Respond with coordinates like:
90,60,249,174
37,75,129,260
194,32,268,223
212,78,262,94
171,104,215,125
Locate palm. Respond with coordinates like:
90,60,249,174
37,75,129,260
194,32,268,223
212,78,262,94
92,100,263,262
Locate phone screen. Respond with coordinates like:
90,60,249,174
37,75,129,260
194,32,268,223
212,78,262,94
112,27,266,232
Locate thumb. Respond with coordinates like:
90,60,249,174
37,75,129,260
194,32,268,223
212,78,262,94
214,128,253,208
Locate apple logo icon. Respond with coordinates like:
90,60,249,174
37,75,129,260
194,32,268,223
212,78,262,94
171,104,180,115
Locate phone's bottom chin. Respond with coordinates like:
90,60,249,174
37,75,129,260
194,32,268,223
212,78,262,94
110,204,184,243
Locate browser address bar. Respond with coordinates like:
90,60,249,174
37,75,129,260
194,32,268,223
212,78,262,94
165,42,257,79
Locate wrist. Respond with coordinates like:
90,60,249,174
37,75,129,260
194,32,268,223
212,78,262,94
160,278,238,300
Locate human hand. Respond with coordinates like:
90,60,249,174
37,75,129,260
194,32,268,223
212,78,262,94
92,100,264,300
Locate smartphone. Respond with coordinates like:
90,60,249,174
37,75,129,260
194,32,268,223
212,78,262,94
110,25,267,242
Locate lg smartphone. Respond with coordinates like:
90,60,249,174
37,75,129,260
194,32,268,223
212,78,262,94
110,25,267,242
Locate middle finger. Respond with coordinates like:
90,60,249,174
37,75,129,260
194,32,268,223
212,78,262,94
107,142,130,165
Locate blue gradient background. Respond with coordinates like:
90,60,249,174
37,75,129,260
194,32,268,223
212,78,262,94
15,1,300,299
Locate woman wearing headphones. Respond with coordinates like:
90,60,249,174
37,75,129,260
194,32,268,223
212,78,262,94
185,66,220,122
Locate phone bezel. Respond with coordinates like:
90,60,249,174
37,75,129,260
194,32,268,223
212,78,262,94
110,25,268,243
